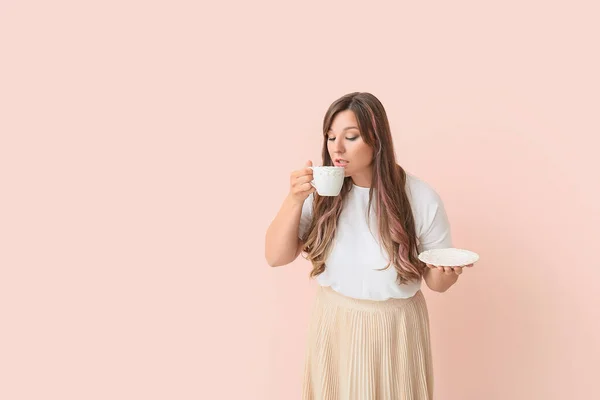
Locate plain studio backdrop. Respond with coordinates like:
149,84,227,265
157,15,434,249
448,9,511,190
1,1,598,399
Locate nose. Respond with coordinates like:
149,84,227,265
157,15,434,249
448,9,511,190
330,137,345,155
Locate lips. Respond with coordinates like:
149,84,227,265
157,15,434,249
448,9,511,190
334,159,348,167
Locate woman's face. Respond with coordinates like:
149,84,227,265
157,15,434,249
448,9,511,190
327,110,374,186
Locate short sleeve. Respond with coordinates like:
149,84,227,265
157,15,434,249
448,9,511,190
298,193,314,239
416,191,453,253
406,175,453,253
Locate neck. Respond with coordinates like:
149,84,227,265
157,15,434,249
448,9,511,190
350,167,372,188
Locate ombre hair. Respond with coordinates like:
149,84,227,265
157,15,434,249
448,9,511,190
301,92,423,285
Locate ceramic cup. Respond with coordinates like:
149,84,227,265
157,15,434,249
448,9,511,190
309,166,345,196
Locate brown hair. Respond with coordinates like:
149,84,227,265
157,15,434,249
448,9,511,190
301,92,424,284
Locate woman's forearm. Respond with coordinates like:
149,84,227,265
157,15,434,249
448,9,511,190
265,195,304,267
423,267,459,292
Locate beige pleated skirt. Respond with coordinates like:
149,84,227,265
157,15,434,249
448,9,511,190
301,285,433,400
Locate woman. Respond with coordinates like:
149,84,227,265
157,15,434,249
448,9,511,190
265,92,474,400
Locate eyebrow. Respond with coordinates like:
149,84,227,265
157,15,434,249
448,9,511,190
327,126,359,132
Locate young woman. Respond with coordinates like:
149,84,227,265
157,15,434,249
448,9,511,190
265,92,474,400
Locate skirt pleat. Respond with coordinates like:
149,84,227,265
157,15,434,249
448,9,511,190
301,285,433,400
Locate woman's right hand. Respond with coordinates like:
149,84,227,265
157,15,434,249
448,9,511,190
288,160,316,204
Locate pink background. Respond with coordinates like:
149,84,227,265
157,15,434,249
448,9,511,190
1,1,599,399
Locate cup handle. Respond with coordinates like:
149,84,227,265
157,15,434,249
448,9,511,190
308,166,316,188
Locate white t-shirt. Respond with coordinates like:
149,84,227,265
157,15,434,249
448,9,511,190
298,173,453,300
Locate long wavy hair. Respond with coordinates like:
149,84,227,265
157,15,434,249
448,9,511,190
300,92,424,285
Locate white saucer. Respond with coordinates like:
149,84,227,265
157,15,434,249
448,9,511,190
418,248,479,267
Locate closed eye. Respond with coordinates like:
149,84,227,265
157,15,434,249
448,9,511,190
327,136,358,141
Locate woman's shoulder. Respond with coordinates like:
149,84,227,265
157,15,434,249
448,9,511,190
404,172,443,205
301,192,315,214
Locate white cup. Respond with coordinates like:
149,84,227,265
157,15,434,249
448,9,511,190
309,166,345,196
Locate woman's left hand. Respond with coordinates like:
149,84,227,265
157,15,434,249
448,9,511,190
425,263,474,276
